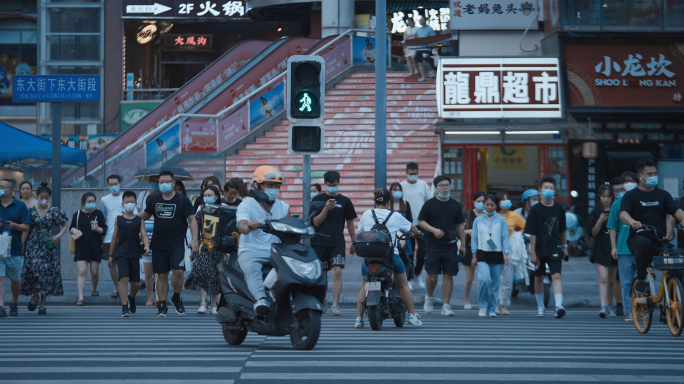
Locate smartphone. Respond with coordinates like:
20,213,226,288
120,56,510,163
328,199,335,203
603,209,610,214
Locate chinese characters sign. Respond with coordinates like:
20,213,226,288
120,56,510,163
12,75,100,102
163,34,213,49
449,0,538,30
437,57,562,118
564,42,683,108
122,0,246,19
493,146,525,169
391,9,451,33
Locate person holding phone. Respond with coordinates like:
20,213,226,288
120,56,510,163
70,192,107,306
588,184,617,318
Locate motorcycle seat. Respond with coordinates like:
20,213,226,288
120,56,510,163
229,255,274,279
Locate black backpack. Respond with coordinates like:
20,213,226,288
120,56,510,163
371,210,394,244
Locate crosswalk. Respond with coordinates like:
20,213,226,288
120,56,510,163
1,306,683,383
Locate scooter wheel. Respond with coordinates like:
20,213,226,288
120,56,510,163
368,304,383,331
223,324,247,345
290,309,322,350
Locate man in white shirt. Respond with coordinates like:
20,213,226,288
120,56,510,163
400,162,432,288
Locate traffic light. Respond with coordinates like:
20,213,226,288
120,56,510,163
287,55,325,122
288,123,324,155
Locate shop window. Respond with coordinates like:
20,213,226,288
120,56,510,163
0,29,38,106
49,35,100,61
602,0,662,29
561,0,601,29
49,7,100,33
665,0,684,27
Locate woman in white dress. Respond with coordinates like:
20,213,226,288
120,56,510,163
403,18,420,76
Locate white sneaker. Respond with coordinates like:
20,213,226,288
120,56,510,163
488,312,497,317
478,308,487,317
429,70,435,78
416,278,426,289
331,305,341,316
625,313,633,322
441,304,455,317
423,295,434,313
254,298,270,316
536,306,545,317
408,313,422,325
355,317,364,328
210,307,218,315
419,77,427,83
408,281,414,290
197,305,207,314
606,305,616,317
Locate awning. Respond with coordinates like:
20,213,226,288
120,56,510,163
0,121,87,164
606,151,654,171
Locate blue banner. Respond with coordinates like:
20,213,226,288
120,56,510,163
12,75,100,102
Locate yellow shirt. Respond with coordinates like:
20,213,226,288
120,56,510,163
500,210,526,237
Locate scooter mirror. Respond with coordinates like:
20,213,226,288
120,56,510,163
309,201,326,219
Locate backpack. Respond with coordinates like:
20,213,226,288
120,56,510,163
371,210,395,244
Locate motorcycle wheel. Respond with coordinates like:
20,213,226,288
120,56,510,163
290,309,321,350
368,304,383,331
544,284,551,308
393,301,406,328
222,324,247,346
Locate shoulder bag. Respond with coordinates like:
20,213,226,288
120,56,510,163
69,210,80,254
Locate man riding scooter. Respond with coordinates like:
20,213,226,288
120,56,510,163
236,166,291,315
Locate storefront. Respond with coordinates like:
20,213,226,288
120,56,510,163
436,56,571,210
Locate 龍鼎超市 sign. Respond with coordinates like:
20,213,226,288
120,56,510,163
436,57,562,119
12,75,100,103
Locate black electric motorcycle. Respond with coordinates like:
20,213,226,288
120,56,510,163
354,232,413,330
216,191,327,350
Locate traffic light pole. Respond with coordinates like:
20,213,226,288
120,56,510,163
302,154,311,245
374,0,387,189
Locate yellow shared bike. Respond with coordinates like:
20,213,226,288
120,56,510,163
631,225,684,337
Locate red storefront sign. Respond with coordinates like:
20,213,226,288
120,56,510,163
564,42,683,108
437,57,562,118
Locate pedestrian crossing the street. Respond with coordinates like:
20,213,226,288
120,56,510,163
1,306,683,383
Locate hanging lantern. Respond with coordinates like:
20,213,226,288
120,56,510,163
582,142,598,159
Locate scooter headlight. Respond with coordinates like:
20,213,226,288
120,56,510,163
270,222,315,235
282,256,321,280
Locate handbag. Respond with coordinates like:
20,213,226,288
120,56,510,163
0,227,11,259
69,210,80,254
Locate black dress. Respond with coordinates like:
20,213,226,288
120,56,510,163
588,206,617,267
463,210,478,266
70,209,107,262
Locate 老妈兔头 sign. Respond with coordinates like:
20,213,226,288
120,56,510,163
12,75,100,103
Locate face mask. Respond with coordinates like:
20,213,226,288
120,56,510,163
542,189,555,200
38,199,49,207
438,193,450,199
642,175,659,188
500,200,512,210
123,202,136,213
407,175,418,182
310,192,318,199
150,182,160,191
327,186,339,194
623,182,637,192
615,192,625,199
265,188,280,201
159,183,173,193
474,202,484,211
109,185,120,194
0,190,5,197
203,196,215,205
531,201,539,207
85,203,97,210
485,210,495,216
392,191,403,199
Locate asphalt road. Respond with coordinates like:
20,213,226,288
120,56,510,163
1,305,683,383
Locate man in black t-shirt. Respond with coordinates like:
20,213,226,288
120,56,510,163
619,159,684,293
139,171,198,317
417,175,465,317
311,171,357,316
525,176,568,319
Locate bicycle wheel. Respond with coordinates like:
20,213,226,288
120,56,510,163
666,277,683,337
631,278,653,334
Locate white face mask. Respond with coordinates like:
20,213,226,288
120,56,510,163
623,182,637,192
123,203,136,213
407,174,418,182
38,199,49,207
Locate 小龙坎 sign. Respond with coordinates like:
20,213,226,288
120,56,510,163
12,75,100,103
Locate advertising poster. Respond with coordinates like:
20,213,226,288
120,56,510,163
120,100,162,132
493,146,525,169
42,134,116,159
181,122,218,151
318,36,352,80
249,81,284,128
352,36,390,67
146,123,180,167
218,102,249,151
106,144,145,186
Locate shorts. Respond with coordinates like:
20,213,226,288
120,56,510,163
313,245,345,271
414,50,432,63
405,48,417,58
142,254,153,264
361,254,406,277
533,255,563,276
116,257,141,283
424,244,459,276
102,243,112,260
0,256,23,281
152,248,186,274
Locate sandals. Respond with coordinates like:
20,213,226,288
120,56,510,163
91,291,99,297
76,299,84,306
28,294,40,311
111,291,119,298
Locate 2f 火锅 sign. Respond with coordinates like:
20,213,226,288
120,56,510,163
436,57,562,118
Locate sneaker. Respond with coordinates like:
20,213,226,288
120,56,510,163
536,306,545,317
0,306,6,317
128,296,136,314
625,313,633,322
157,302,168,317
478,308,487,317
331,305,341,316
408,281,414,290
464,303,472,310
254,297,270,316
554,306,566,318
500,306,510,315
355,317,364,328
416,278,426,289
419,77,427,83
495,304,503,315
121,306,130,317
38,305,46,315
197,305,207,314
9,303,17,316
606,305,616,317
429,70,435,78
441,304,455,317
211,307,218,315
488,312,497,317
322,294,328,314
407,313,422,325
616,304,624,316
171,296,185,315
423,295,434,313
599,305,607,318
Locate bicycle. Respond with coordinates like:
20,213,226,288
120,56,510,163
630,225,684,337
